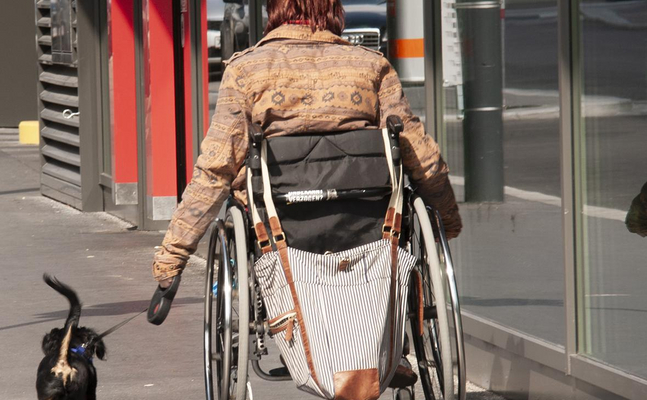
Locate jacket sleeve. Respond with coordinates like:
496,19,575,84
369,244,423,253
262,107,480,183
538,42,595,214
376,57,462,239
152,64,251,282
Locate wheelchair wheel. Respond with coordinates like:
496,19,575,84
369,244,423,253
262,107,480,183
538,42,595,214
430,208,466,400
395,387,414,400
204,206,251,400
407,196,454,400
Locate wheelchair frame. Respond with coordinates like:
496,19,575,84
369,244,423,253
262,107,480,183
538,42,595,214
203,119,464,400
203,189,465,400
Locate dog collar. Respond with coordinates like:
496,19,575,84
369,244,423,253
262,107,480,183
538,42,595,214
71,346,94,364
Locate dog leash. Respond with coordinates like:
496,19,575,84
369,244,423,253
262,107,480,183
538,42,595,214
98,308,148,340
87,307,149,346
74,307,148,362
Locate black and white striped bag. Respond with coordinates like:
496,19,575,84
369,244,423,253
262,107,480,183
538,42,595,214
247,128,416,400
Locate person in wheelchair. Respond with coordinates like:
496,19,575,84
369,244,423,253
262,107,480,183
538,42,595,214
152,0,462,391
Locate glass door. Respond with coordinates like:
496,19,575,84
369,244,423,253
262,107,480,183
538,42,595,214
577,0,647,379
448,0,566,346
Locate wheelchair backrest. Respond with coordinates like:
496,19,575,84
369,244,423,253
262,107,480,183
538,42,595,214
247,124,412,399
247,126,402,254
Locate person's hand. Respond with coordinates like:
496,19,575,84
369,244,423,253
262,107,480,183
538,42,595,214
159,277,174,289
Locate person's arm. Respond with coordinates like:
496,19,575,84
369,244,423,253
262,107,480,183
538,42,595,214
376,57,462,239
152,64,251,282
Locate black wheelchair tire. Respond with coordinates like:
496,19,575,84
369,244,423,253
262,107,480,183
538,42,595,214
204,207,251,400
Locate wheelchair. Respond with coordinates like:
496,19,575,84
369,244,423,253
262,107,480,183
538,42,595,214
202,118,466,400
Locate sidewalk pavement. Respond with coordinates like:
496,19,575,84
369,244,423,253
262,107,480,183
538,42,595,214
0,130,506,399
0,129,208,399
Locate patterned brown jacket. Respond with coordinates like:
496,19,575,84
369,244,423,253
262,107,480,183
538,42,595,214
153,24,462,282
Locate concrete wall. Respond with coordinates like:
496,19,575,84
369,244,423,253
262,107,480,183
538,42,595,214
462,313,644,400
466,338,628,400
0,0,38,127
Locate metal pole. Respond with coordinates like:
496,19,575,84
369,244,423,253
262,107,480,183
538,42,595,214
387,0,425,84
172,0,187,199
190,0,206,163
423,0,446,151
248,0,263,46
557,0,580,375
456,0,504,202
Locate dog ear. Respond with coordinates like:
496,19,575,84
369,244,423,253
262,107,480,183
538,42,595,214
94,339,107,361
42,329,60,355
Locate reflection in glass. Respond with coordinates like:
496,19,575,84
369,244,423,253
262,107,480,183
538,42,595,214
51,0,75,65
447,1,565,345
206,0,226,121
579,0,647,379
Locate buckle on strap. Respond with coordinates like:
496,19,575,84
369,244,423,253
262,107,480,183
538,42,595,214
273,232,286,243
382,223,400,239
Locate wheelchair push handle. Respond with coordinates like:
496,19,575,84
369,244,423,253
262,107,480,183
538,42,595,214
247,123,265,200
147,275,181,325
386,115,403,170
248,123,264,146
386,115,404,137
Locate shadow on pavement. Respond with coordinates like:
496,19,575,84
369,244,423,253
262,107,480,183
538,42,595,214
0,296,203,332
0,187,39,196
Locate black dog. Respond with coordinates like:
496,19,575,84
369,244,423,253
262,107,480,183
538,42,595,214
36,274,106,400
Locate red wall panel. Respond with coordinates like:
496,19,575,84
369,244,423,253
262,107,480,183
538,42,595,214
144,0,178,198
110,0,138,185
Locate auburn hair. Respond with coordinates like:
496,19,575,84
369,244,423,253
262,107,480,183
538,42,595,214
265,0,345,36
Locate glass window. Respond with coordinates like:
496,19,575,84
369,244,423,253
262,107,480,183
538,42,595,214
446,0,565,345
206,0,226,121
578,0,647,378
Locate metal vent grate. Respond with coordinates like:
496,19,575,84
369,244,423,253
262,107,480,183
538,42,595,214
36,0,82,208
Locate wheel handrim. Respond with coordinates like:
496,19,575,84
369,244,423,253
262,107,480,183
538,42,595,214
408,198,455,400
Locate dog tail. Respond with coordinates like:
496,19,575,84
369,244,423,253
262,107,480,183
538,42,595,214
44,274,82,330
43,274,81,386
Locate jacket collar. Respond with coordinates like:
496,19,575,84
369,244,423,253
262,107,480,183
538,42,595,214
257,24,351,47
